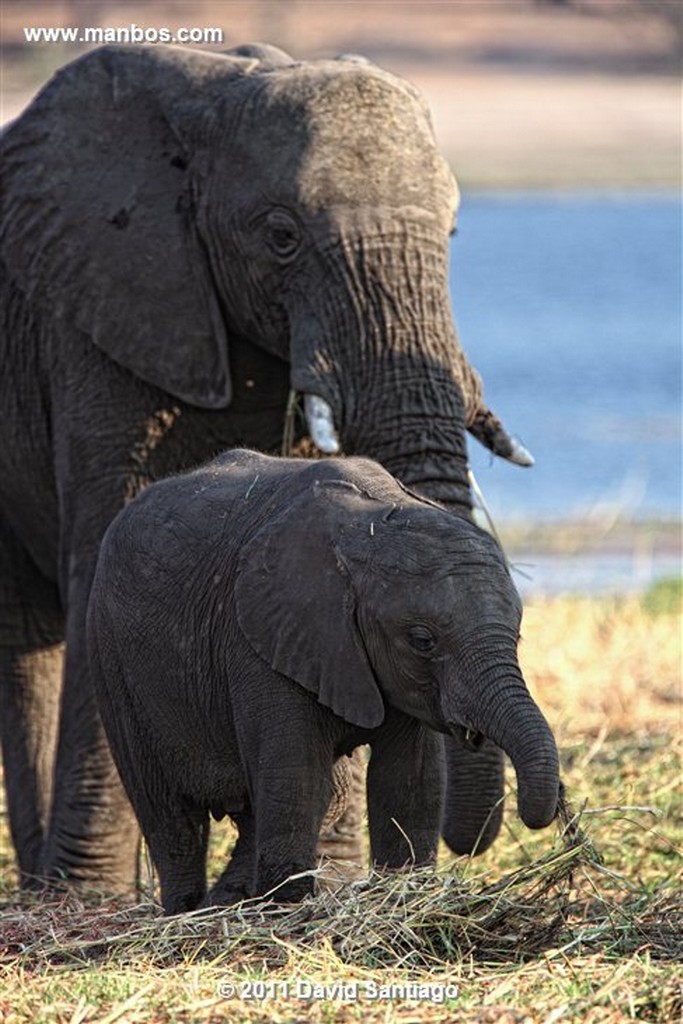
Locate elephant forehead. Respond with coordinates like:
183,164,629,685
369,566,521,634
371,546,510,580
366,519,511,576
250,65,457,216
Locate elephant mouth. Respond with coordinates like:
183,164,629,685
449,723,485,752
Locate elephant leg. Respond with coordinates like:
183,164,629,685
202,811,256,907
146,805,209,915
0,516,64,887
199,756,363,907
315,747,367,888
251,748,336,903
367,710,444,870
41,507,140,890
441,737,505,856
42,623,140,889
254,802,326,903
89,618,207,913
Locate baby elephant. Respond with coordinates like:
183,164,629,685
88,450,559,913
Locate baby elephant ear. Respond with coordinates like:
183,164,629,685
235,480,385,730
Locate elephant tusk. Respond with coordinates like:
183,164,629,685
506,438,535,467
467,410,535,467
304,394,341,455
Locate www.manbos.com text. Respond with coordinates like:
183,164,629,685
23,25,224,45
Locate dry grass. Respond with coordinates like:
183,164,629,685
0,590,681,1022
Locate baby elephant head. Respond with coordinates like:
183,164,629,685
236,460,559,832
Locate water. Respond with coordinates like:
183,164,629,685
508,550,682,598
450,193,682,525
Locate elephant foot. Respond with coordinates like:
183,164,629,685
18,868,52,894
198,884,251,910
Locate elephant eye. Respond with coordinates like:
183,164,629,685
265,209,301,260
406,625,436,654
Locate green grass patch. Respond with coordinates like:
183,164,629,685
641,577,683,617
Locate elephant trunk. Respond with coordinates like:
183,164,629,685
294,338,475,514
291,223,531,505
342,355,474,514
290,230,476,513
444,640,560,830
492,691,559,830
302,371,534,473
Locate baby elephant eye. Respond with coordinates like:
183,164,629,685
265,209,301,260
407,625,436,654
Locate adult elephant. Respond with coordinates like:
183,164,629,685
0,42,531,890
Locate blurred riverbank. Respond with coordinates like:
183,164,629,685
493,517,681,597
2,1,680,189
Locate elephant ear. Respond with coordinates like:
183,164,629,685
0,45,257,408
235,477,385,730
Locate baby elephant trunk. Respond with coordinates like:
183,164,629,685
496,692,560,830
444,656,560,831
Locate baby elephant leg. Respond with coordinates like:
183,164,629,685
90,621,208,913
146,800,210,915
367,710,444,870
205,754,359,905
254,810,324,902
251,750,337,902
202,811,256,908
316,748,367,889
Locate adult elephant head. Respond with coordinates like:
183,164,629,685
2,42,528,503
0,42,529,885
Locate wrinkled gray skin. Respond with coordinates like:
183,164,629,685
0,41,529,891
87,451,559,914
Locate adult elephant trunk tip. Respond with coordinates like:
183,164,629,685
468,408,535,467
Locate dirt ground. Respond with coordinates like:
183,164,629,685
1,0,680,187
